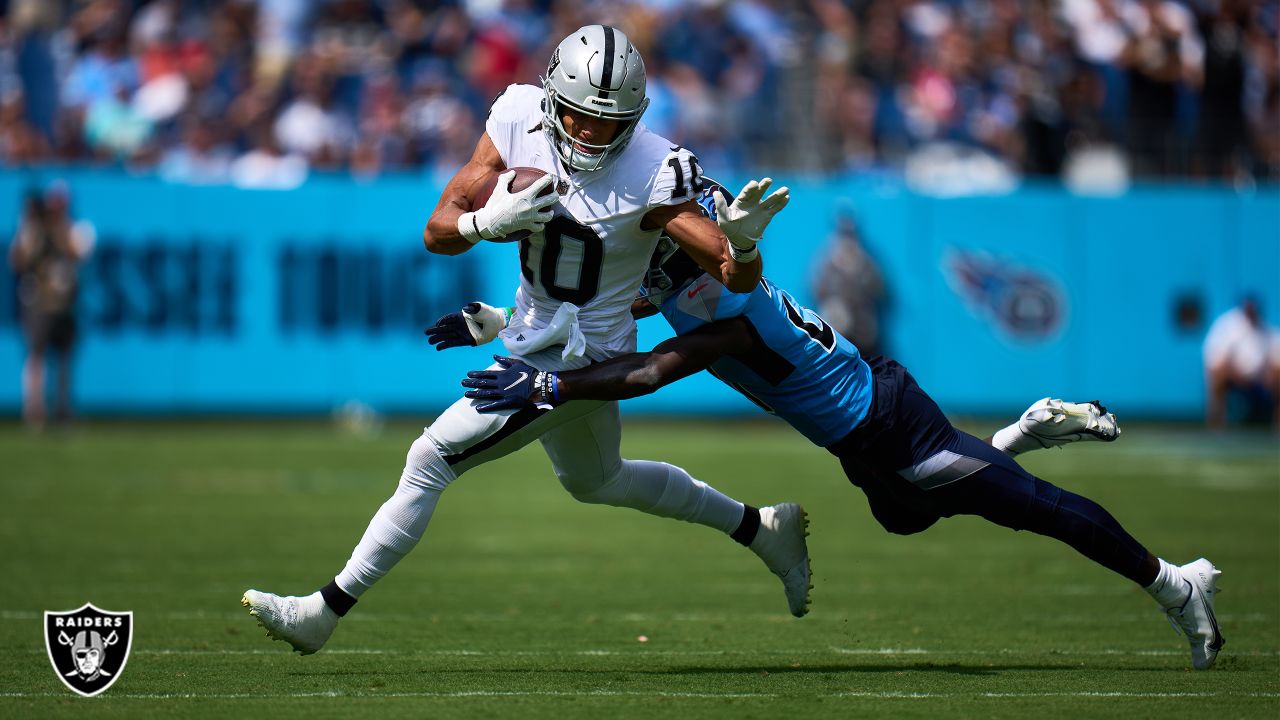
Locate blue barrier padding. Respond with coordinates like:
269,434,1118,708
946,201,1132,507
1,169,1276,418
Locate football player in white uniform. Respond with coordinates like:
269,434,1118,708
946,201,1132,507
241,25,803,655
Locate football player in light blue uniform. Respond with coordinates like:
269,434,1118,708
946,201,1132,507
437,182,1224,671
656,267,874,448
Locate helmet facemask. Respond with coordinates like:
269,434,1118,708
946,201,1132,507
540,26,650,172
643,236,707,307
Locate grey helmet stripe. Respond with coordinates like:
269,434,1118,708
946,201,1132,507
598,25,616,98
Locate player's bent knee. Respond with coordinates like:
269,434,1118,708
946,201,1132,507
554,458,625,498
563,465,630,506
565,476,624,506
870,507,939,536
400,433,457,493
879,517,938,536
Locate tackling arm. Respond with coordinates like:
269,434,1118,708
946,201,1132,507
423,134,507,256
554,326,733,400
426,293,660,350
461,319,754,412
644,203,761,294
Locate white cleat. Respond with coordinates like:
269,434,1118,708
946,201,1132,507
241,589,338,656
1165,558,1225,670
749,503,811,618
1019,398,1120,449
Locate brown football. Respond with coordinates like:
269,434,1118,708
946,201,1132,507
471,167,556,243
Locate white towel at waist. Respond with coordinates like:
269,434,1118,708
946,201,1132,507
500,302,587,363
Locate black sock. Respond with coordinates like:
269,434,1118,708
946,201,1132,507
319,581,357,617
730,505,761,547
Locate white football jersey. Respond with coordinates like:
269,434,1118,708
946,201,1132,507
484,84,704,366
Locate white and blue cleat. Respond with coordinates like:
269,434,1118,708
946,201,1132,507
1019,398,1120,449
1165,558,1225,670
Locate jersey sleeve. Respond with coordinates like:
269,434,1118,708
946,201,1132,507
484,84,543,166
647,146,705,208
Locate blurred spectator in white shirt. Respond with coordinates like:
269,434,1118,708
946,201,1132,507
159,114,233,184
231,123,307,189
1203,296,1280,428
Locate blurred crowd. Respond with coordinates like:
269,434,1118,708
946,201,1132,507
0,0,1276,186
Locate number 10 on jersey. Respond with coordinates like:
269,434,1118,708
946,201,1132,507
519,216,605,306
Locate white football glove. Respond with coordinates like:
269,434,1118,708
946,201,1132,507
424,302,511,349
458,171,558,244
460,301,510,345
714,177,790,263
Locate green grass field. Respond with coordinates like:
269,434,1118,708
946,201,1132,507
1,419,1277,719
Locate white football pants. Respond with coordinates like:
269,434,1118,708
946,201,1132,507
334,392,746,597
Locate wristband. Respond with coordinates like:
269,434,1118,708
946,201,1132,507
457,211,485,244
728,243,759,263
536,371,560,406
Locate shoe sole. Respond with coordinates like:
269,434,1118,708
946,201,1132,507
1082,401,1120,442
241,592,314,656
1025,400,1120,446
794,508,812,618
764,505,814,618
1194,565,1225,670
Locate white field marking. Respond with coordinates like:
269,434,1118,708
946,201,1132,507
1,690,1278,701
829,645,1177,655
824,686,1274,696
5,609,1270,624
0,691,771,700
8,646,1278,658
0,610,812,623
105,647,1280,658
1187,474,1269,491
829,647,1280,657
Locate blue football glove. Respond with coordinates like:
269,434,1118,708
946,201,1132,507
425,302,509,350
462,356,554,413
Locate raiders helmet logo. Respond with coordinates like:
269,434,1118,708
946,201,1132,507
44,603,133,697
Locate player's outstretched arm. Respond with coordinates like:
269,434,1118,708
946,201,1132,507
423,134,506,256
461,319,754,411
646,202,762,294
559,320,751,400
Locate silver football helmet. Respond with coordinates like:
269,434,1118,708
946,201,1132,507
542,25,649,172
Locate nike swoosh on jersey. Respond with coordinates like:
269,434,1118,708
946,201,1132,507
503,372,529,391
687,281,710,299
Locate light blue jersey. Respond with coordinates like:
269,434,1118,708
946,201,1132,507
656,274,873,447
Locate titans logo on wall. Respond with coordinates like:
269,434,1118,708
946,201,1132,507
945,250,1066,341
44,603,133,697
